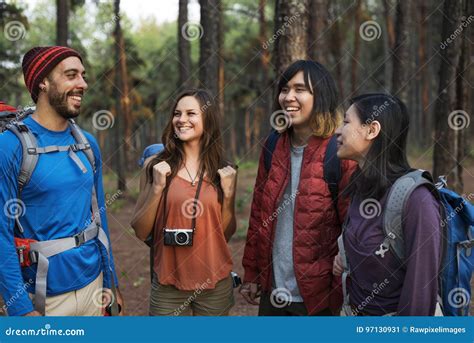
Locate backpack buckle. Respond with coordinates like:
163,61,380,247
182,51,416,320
27,148,37,155
70,144,80,152
74,232,86,247
17,123,29,132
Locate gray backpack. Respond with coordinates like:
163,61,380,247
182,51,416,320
338,170,450,316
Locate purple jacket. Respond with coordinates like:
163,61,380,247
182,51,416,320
344,185,441,315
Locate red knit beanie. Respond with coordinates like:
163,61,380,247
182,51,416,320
22,46,83,103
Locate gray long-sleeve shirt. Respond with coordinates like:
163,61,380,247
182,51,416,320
272,144,305,302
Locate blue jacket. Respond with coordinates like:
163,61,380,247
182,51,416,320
0,116,119,316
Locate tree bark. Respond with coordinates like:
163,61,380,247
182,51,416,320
451,0,471,193
432,0,463,192
256,0,271,149
274,0,309,78
307,0,328,64
351,0,362,93
113,0,127,191
56,0,68,46
178,0,191,91
328,7,345,99
391,0,410,104
418,0,429,146
199,0,220,98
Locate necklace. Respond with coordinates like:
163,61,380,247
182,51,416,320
184,164,199,186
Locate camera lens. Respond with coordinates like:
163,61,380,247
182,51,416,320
176,232,189,245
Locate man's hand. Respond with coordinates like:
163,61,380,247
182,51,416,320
23,310,41,316
239,282,261,305
102,288,125,316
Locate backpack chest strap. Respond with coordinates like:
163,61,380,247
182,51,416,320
28,143,90,155
27,143,91,174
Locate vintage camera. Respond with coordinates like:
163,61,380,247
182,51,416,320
163,228,194,247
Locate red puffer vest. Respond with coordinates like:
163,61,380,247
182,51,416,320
242,132,357,315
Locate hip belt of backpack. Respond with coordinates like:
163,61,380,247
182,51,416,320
7,118,118,316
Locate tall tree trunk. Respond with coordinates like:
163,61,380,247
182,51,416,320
351,0,362,93
217,0,225,118
329,11,345,99
274,0,309,78
56,0,68,46
452,0,471,192
418,0,429,146
199,0,220,98
383,0,395,50
113,0,127,192
432,0,463,192
178,0,191,91
307,0,328,64
256,0,270,148
119,33,133,172
391,0,410,104
383,0,395,89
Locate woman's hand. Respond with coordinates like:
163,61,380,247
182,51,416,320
152,161,171,192
217,166,237,198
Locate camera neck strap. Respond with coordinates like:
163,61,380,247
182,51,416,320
163,168,205,230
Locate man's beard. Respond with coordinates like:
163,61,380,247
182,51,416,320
47,82,82,120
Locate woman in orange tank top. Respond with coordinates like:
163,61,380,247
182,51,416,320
131,89,237,316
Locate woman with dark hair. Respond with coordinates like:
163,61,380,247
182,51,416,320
332,93,442,316
241,60,357,316
131,89,237,316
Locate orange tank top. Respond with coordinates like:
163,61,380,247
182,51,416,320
153,175,233,290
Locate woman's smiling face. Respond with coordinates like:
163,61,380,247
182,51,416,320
173,96,204,143
335,104,373,162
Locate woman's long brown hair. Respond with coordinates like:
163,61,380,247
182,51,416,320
146,89,226,198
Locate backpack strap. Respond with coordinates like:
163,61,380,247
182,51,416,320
68,119,96,173
382,169,435,262
6,122,40,197
263,130,280,173
323,135,342,220
338,214,353,316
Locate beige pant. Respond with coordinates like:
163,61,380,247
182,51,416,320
30,273,103,316
149,274,234,316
